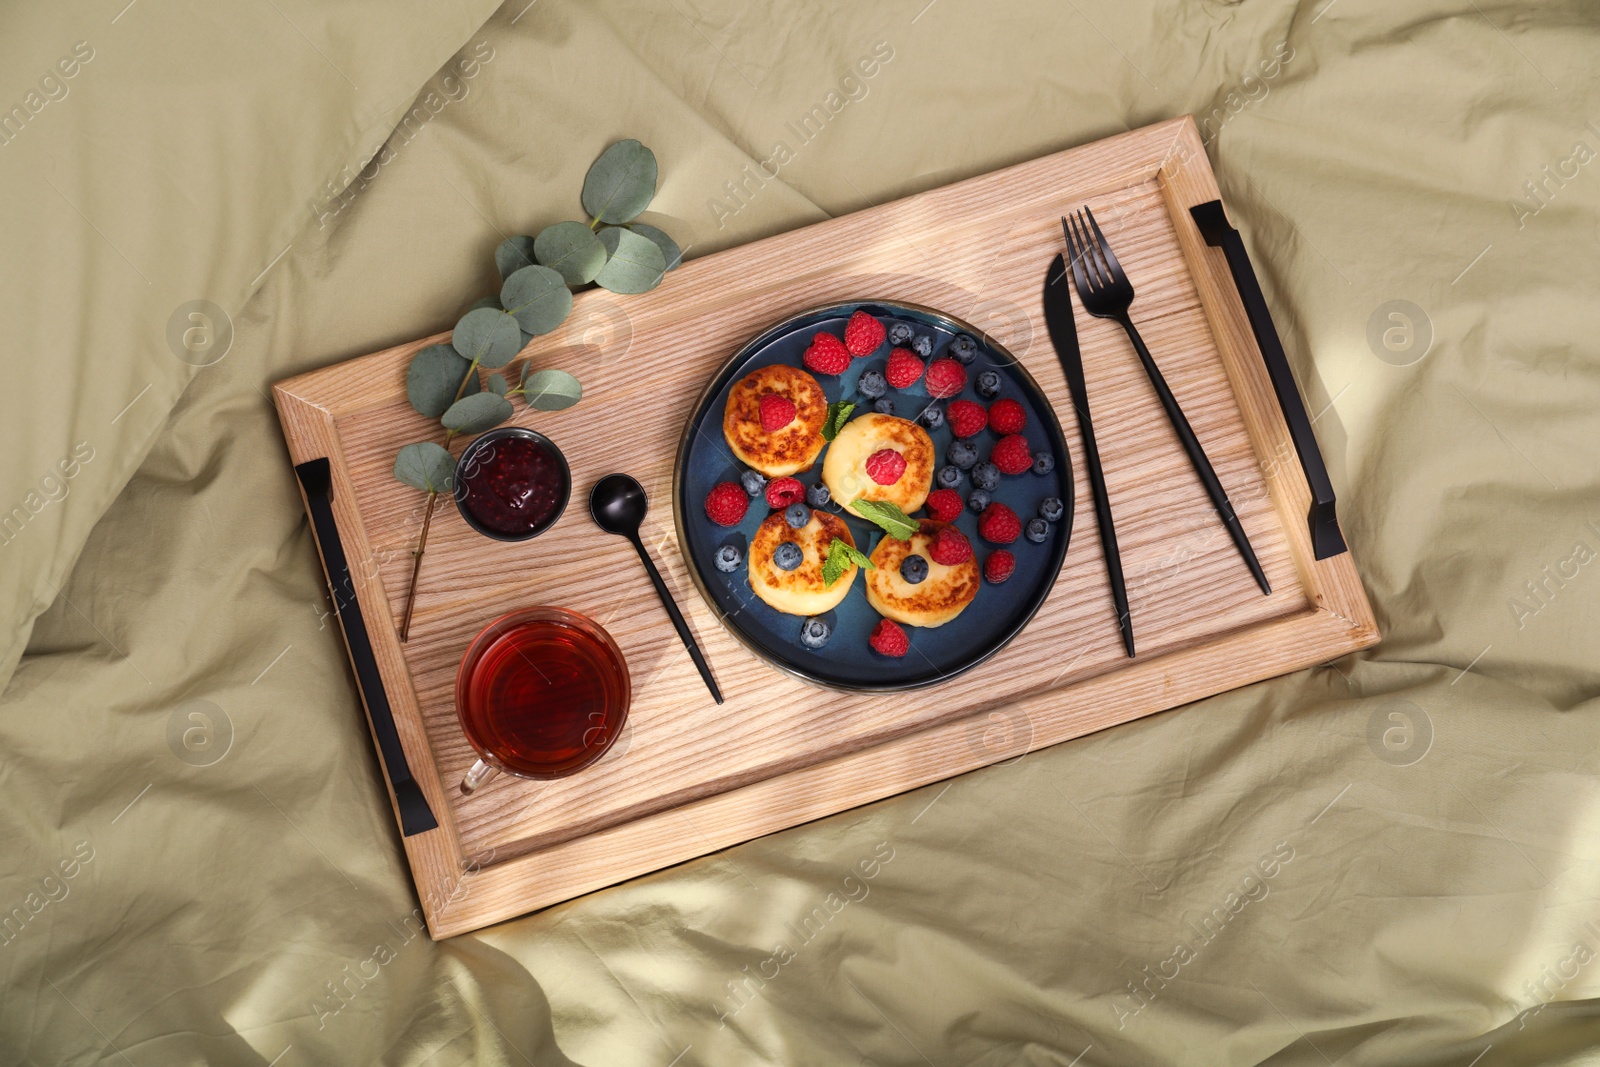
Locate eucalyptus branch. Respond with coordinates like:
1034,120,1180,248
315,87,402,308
389,138,681,641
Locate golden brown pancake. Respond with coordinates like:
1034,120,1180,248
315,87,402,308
821,412,935,515
864,520,979,628
748,509,859,616
722,364,827,477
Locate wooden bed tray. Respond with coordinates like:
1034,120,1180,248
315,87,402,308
272,117,1377,938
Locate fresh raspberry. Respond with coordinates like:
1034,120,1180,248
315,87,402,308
759,393,796,432
928,525,973,566
988,398,1026,435
924,358,966,399
843,311,886,357
705,482,749,526
864,448,906,486
923,488,963,523
978,502,1022,544
885,347,924,389
946,399,987,438
868,618,910,657
803,333,851,375
992,434,1033,475
766,477,805,508
984,550,1016,584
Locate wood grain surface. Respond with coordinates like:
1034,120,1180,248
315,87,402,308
273,117,1379,938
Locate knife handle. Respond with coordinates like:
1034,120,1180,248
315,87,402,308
1190,201,1347,560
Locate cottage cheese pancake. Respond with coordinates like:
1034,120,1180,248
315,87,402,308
864,520,979,628
748,509,859,616
722,364,827,477
821,412,934,514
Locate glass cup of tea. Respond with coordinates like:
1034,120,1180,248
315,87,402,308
455,607,631,794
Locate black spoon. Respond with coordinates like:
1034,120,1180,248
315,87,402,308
589,473,723,705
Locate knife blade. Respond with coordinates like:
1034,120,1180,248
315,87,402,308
1042,254,1135,657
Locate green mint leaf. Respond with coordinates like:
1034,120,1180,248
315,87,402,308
838,540,874,570
848,498,919,541
822,547,845,588
822,536,875,588
821,400,855,442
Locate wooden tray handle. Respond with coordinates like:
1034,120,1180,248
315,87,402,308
295,458,439,836
1190,200,1347,560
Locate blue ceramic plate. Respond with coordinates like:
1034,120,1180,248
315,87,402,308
673,301,1073,692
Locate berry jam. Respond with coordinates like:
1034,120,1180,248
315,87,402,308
459,434,567,537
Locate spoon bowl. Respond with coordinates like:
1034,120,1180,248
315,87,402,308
589,474,650,539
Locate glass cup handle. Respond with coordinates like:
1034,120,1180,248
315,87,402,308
460,758,498,795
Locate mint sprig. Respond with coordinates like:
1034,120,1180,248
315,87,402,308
821,537,874,588
848,497,919,541
821,400,855,442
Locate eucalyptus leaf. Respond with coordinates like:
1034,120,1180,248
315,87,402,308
487,373,508,396
441,391,514,435
501,264,574,336
594,226,666,294
466,295,501,312
581,139,657,224
406,344,482,418
495,236,538,281
451,307,524,369
534,221,606,286
628,222,682,270
393,441,456,493
520,367,583,411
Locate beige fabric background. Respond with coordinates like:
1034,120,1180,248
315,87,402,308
3,1,1599,1064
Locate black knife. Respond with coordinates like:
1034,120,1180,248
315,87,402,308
1043,255,1135,657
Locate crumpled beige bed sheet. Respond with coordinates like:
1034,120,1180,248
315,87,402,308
3,1,1599,1065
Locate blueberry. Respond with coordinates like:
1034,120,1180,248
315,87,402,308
937,465,962,489
1025,517,1049,544
967,489,991,514
773,541,803,571
785,503,811,528
949,334,979,364
976,370,1002,399
874,397,896,415
714,545,743,573
807,481,831,507
888,321,915,346
910,334,934,359
1039,497,1065,523
916,403,945,430
900,555,929,584
740,470,767,497
947,440,979,469
972,462,1000,491
799,617,832,649
858,370,887,400
1032,452,1055,476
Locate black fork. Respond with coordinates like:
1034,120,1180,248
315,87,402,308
1062,208,1271,596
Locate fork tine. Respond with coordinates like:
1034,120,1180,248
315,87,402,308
1060,216,1090,296
1084,205,1124,283
1078,209,1113,289
1071,211,1104,291
1066,212,1095,291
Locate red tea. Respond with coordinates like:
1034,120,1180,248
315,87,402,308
458,616,629,777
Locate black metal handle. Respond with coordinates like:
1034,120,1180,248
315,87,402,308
1190,200,1347,559
295,458,438,836
1114,311,1272,595
629,533,724,704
